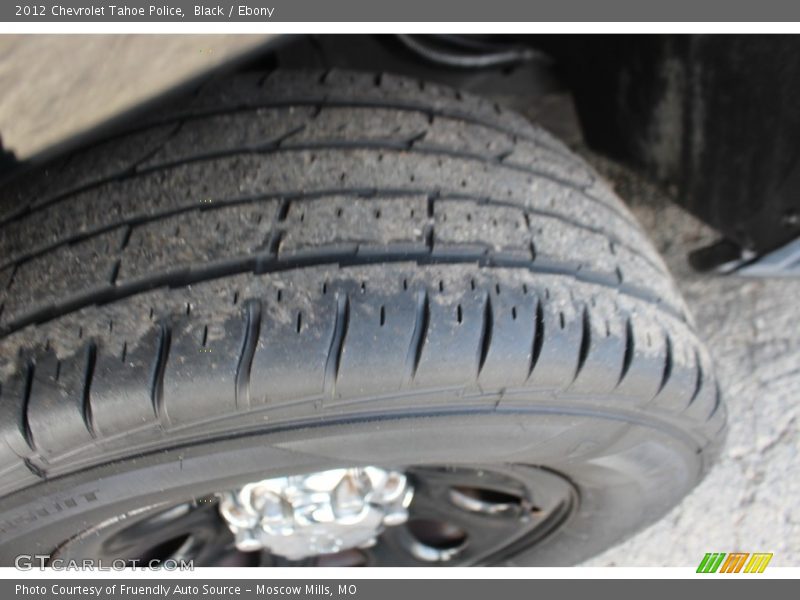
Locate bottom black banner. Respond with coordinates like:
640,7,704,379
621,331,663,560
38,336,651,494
3,579,794,600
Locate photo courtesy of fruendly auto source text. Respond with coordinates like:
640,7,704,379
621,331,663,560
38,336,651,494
0,1,797,598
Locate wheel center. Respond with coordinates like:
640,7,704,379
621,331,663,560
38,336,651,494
217,467,413,560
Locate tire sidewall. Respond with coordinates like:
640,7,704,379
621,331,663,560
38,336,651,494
0,406,705,566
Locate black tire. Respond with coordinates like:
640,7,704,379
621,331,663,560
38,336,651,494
0,69,725,566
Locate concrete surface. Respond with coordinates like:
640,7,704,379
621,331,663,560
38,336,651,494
0,35,272,159
0,34,797,567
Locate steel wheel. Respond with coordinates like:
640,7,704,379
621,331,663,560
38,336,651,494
52,464,576,567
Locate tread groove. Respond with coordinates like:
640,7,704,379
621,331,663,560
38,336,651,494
67,94,583,169
129,141,633,226
575,306,592,381
150,323,172,428
405,290,430,383
20,361,36,451
0,188,663,277
323,293,350,401
658,333,674,395
119,225,133,251
0,138,615,235
688,350,704,408
235,299,262,411
528,298,545,378
109,260,121,285
0,246,686,339
618,317,635,386
477,293,494,375
707,382,723,423
81,342,98,439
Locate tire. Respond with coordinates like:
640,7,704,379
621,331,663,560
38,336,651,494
0,69,725,566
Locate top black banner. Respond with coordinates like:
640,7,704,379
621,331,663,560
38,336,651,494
5,0,800,22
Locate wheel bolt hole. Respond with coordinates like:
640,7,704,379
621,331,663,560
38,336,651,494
405,519,467,562
449,486,524,515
